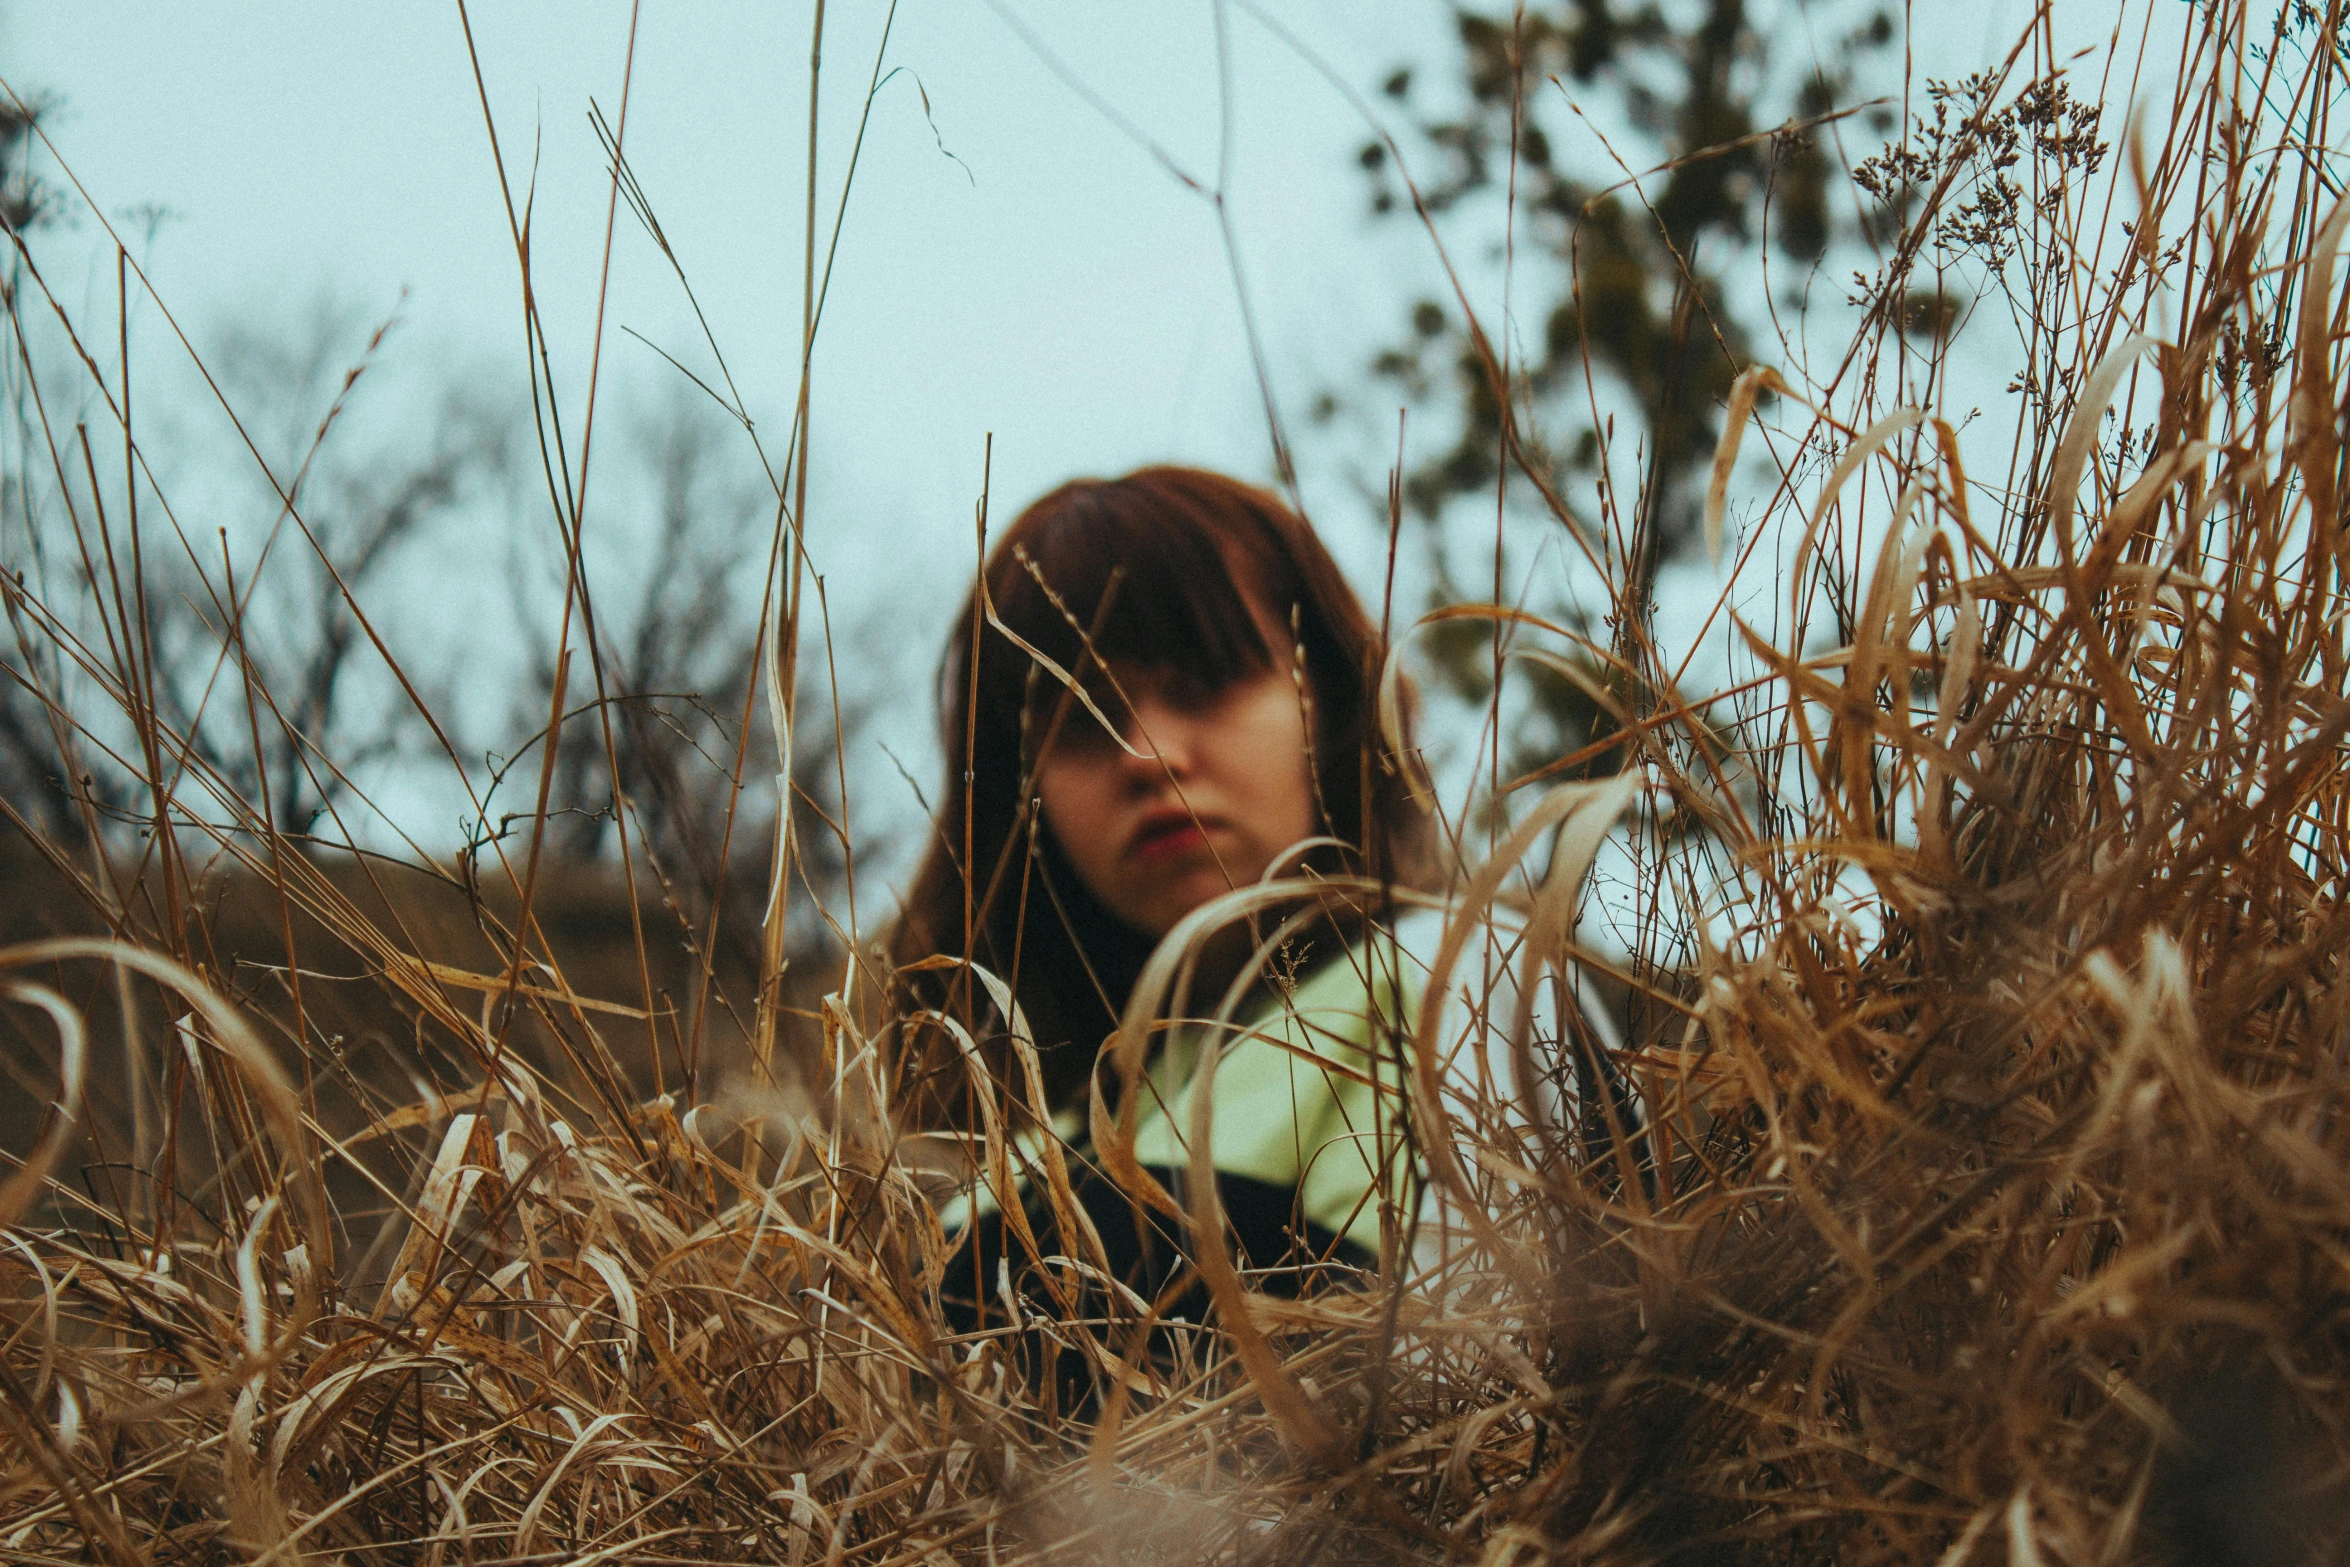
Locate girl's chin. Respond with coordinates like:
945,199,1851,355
1115,848,1277,937
1153,866,1258,926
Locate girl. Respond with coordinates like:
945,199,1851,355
880,465,1430,1333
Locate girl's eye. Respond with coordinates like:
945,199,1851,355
1055,703,1125,754
1158,669,1218,709
1079,719,1123,752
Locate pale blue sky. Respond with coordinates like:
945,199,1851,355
9,2,1476,847
12,5,1447,571
9,1,2069,583
3,1,2134,853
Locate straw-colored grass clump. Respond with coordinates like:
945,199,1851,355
6,2,2350,1562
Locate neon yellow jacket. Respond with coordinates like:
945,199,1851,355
1126,935,1421,1252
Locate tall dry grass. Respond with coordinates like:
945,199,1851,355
4,0,2350,1562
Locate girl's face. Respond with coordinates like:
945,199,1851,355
1035,608,1320,940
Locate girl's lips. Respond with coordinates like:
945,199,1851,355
1128,815,1212,864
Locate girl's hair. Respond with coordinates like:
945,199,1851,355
883,465,1423,1123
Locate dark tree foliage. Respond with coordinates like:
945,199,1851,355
0,84,49,235
1346,1,1892,783
0,83,75,841
1357,1,1893,564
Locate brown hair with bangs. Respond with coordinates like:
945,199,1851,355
883,465,1425,1127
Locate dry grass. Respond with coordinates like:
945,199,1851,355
5,0,2350,1561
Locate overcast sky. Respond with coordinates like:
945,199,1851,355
10,1,2085,562
5,1,2144,857
13,4,1454,574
